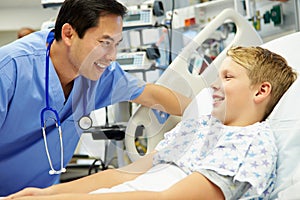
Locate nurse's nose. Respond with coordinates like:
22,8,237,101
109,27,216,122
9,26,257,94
105,46,117,62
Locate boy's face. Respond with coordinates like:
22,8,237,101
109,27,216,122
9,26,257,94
211,57,257,126
69,14,123,80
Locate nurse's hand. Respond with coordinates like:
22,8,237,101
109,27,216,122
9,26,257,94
4,187,52,199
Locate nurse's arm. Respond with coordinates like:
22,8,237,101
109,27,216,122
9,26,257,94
132,83,191,116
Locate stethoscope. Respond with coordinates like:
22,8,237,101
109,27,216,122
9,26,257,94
40,31,66,175
40,31,108,174
39,32,97,175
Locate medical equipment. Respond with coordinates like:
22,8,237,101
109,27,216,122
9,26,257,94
116,51,155,70
123,0,164,29
263,4,283,26
124,9,154,28
40,31,66,175
165,0,234,29
118,0,146,7
41,0,64,8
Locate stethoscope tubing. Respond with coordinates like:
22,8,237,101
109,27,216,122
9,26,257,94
40,37,61,127
40,31,65,175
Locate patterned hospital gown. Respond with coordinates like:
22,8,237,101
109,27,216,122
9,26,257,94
154,115,277,199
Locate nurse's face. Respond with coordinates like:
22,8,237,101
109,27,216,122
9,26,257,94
70,14,123,80
211,57,255,126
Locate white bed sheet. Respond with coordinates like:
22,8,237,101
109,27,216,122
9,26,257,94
90,164,187,194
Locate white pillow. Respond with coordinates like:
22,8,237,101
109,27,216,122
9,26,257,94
277,163,300,200
261,32,300,199
268,79,300,199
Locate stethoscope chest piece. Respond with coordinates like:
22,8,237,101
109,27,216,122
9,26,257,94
78,115,93,130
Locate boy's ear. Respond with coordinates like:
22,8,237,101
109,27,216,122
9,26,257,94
61,23,75,46
254,81,272,103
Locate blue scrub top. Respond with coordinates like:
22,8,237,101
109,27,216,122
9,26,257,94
0,30,145,196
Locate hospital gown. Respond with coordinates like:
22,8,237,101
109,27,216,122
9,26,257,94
0,29,145,196
154,115,277,199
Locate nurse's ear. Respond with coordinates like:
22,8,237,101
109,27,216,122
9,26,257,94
61,23,75,46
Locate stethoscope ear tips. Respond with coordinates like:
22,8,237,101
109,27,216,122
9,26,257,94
49,170,55,175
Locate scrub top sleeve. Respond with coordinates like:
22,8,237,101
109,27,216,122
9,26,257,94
0,60,16,127
104,62,146,104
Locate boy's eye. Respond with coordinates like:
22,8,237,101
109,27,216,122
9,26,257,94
224,74,233,80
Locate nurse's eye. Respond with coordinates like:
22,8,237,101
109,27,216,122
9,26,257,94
99,40,112,48
115,42,120,47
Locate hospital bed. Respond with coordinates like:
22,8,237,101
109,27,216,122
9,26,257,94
124,8,300,199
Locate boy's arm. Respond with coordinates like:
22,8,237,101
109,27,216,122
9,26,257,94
132,83,191,116
48,151,155,193
5,152,155,198
7,172,224,200
162,171,224,200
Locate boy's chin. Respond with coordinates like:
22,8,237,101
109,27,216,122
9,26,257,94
211,111,226,122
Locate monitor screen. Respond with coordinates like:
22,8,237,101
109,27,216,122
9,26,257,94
124,14,141,22
116,57,135,65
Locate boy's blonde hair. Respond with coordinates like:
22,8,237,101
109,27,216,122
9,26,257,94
227,46,297,119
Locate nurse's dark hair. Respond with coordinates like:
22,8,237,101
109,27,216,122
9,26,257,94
54,0,127,41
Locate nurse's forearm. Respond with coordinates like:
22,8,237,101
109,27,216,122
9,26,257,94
133,84,191,116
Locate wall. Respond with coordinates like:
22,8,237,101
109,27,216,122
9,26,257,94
0,3,59,46
0,31,18,46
